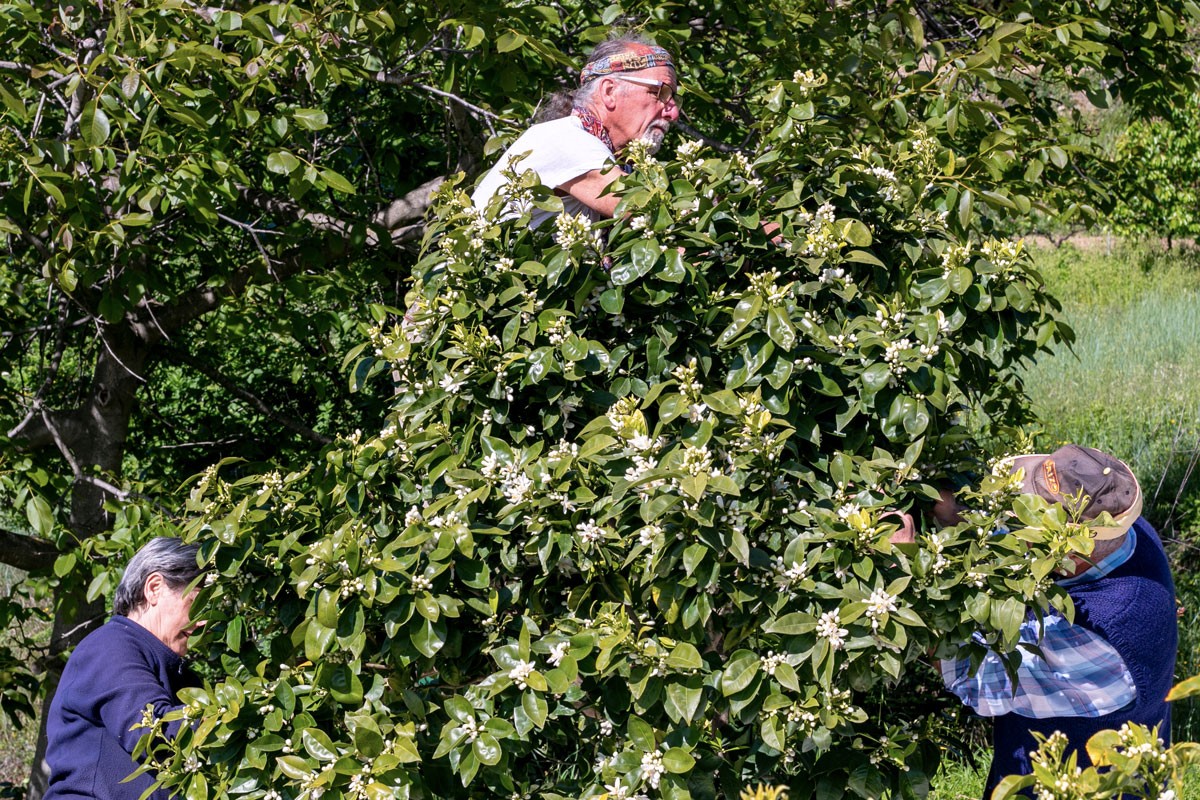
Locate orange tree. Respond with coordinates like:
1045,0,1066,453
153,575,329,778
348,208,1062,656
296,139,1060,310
2,1,1198,798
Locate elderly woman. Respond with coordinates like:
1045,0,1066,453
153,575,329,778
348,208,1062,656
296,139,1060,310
44,537,204,800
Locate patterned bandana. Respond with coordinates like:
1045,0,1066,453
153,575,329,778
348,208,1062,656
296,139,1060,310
571,106,614,152
579,43,675,85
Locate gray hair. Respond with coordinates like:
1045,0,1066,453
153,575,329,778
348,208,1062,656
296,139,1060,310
113,538,203,616
534,89,577,122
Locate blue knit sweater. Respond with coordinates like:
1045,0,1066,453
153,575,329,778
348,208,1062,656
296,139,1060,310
44,615,199,800
985,518,1178,795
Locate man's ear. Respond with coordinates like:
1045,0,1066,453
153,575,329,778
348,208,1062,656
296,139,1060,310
143,572,165,606
600,77,620,110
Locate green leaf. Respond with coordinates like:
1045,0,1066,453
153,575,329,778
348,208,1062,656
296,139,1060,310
610,239,661,285
225,616,244,651
721,650,759,695
473,732,502,766
774,663,800,692
411,617,447,657
1168,674,1200,702
81,103,110,146
267,151,301,175
321,168,356,194
304,620,336,659
666,642,703,670
762,612,815,635
444,696,474,723
496,30,526,53
185,773,208,800
301,728,338,761
329,664,363,705
627,716,656,751
53,552,76,578
25,495,53,537
317,588,340,628
522,690,548,728
766,307,796,348
526,347,555,383
561,334,588,361
293,108,329,130
839,219,872,247
717,296,763,347
664,681,703,724
662,747,695,774
957,189,973,229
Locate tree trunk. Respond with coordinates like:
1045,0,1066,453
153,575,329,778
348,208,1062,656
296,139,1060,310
25,324,150,800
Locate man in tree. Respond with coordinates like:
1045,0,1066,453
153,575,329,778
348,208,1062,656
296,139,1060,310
471,32,680,227
938,445,1178,796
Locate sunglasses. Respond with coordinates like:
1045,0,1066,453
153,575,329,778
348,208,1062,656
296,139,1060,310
614,75,677,105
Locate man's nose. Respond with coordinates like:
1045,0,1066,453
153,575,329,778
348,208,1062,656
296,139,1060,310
662,101,680,122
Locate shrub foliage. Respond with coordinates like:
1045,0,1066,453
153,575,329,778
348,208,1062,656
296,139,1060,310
147,72,1088,800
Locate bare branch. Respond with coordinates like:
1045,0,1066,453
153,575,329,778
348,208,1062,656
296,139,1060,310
18,228,51,260
0,316,88,341
217,211,282,274
38,407,80,477
415,83,499,134
241,176,442,248
238,188,367,241
0,61,65,80
158,436,245,450
673,120,736,153
373,70,422,88
27,293,71,412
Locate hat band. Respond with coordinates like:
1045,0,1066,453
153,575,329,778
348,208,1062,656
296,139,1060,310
1089,483,1142,540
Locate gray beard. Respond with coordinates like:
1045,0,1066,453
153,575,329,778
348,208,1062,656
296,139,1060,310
640,122,670,154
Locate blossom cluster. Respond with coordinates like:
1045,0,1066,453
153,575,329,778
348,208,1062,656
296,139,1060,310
799,202,842,259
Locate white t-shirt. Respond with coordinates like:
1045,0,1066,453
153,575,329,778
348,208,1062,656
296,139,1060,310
471,116,616,228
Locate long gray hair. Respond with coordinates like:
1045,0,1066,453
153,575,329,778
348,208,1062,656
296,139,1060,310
113,538,203,616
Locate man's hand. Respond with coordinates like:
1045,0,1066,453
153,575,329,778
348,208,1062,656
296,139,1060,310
932,488,965,528
884,511,916,544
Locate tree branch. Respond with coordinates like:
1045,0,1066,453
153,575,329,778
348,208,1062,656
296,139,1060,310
162,346,333,445
415,83,499,135
373,176,445,233
0,61,65,80
0,529,58,573
238,188,368,241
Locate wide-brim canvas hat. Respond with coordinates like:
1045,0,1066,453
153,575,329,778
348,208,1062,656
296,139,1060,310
1005,445,1142,540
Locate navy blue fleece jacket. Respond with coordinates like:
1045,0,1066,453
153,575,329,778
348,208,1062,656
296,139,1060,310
44,615,199,800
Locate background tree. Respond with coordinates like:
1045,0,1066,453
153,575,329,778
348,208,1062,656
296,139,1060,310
1109,101,1200,248
0,1,538,792
1,0,1198,797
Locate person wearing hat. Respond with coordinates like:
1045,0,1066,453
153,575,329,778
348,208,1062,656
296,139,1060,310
471,32,680,228
938,445,1178,796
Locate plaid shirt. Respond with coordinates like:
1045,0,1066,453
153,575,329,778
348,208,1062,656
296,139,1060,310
941,533,1138,719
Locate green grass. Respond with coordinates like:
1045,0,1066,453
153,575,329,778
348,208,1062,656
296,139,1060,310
930,754,988,800
1022,243,1200,553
